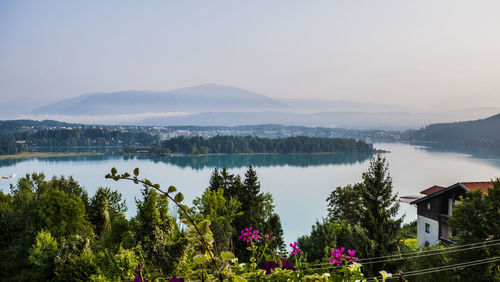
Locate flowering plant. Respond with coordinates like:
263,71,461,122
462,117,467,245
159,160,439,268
290,241,301,256
239,227,261,243
328,247,358,266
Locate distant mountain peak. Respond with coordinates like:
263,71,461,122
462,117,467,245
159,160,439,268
31,84,286,116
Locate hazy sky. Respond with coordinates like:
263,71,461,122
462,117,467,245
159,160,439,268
1,0,500,111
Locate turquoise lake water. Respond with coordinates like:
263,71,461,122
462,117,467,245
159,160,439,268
1,143,499,245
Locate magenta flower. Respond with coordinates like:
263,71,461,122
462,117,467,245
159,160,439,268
289,242,301,256
238,227,261,242
169,276,184,282
280,258,295,271
260,260,279,275
346,249,358,262
328,247,358,266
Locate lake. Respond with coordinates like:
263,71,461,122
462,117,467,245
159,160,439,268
1,143,499,245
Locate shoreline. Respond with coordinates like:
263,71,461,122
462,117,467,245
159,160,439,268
0,152,105,160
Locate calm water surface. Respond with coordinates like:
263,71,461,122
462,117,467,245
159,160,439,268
1,143,499,245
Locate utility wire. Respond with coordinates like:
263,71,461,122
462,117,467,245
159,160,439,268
308,242,500,271
309,238,500,267
364,256,500,281
351,242,500,266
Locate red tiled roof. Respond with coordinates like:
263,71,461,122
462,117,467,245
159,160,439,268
420,185,445,195
459,182,493,194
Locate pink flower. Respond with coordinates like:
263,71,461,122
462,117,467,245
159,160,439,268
239,227,261,242
328,247,358,266
346,249,358,262
289,242,301,256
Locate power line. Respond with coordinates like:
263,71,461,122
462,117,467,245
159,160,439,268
364,256,500,281
308,242,499,272
353,242,500,266
309,239,500,267
397,257,500,278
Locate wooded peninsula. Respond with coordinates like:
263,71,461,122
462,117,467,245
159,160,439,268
145,136,375,155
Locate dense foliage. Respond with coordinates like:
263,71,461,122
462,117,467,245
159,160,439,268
447,179,500,281
154,135,374,155
0,135,26,155
200,167,285,261
0,173,181,281
322,155,403,275
1,156,497,281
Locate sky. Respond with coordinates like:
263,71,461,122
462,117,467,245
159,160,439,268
1,0,500,111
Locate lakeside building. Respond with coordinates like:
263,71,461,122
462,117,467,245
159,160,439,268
410,181,492,246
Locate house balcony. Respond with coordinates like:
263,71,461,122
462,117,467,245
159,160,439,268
439,236,456,246
438,213,450,219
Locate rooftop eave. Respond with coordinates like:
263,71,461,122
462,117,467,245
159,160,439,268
410,183,468,205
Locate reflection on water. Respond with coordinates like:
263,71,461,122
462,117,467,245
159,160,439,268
0,152,374,170
411,141,500,157
0,155,120,168
410,142,500,169
134,152,373,169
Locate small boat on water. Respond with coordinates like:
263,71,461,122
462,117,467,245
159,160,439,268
1,174,16,180
399,195,423,204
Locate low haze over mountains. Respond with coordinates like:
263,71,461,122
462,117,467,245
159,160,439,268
3,84,497,130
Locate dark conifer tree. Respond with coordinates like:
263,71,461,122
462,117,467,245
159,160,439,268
262,213,285,252
208,168,223,192
241,166,262,226
220,168,235,194
357,154,402,275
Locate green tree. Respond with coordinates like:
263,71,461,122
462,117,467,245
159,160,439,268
28,229,58,281
326,183,363,224
326,155,403,275
193,188,242,254
357,155,403,274
0,174,95,280
242,165,261,223
297,219,357,263
37,187,93,239
89,187,127,237
208,168,224,192
447,178,500,281
132,187,185,275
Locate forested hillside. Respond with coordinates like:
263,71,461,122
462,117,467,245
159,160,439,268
0,127,159,155
0,120,79,136
409,113,500,142
13,128,159,147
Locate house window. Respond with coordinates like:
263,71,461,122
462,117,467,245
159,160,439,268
424,241,430,247
425,223,430,233
427,202,431,210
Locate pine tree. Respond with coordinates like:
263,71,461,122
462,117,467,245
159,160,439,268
208,168,223,192
357,154,402,275
242,165,261,222
221,168,235,192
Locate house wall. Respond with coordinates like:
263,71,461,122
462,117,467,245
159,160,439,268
416,197,441,220
417,215,439,246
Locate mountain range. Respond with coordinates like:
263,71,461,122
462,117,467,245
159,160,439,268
31,84,287,115
30,84,413,116
13,84,499,130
